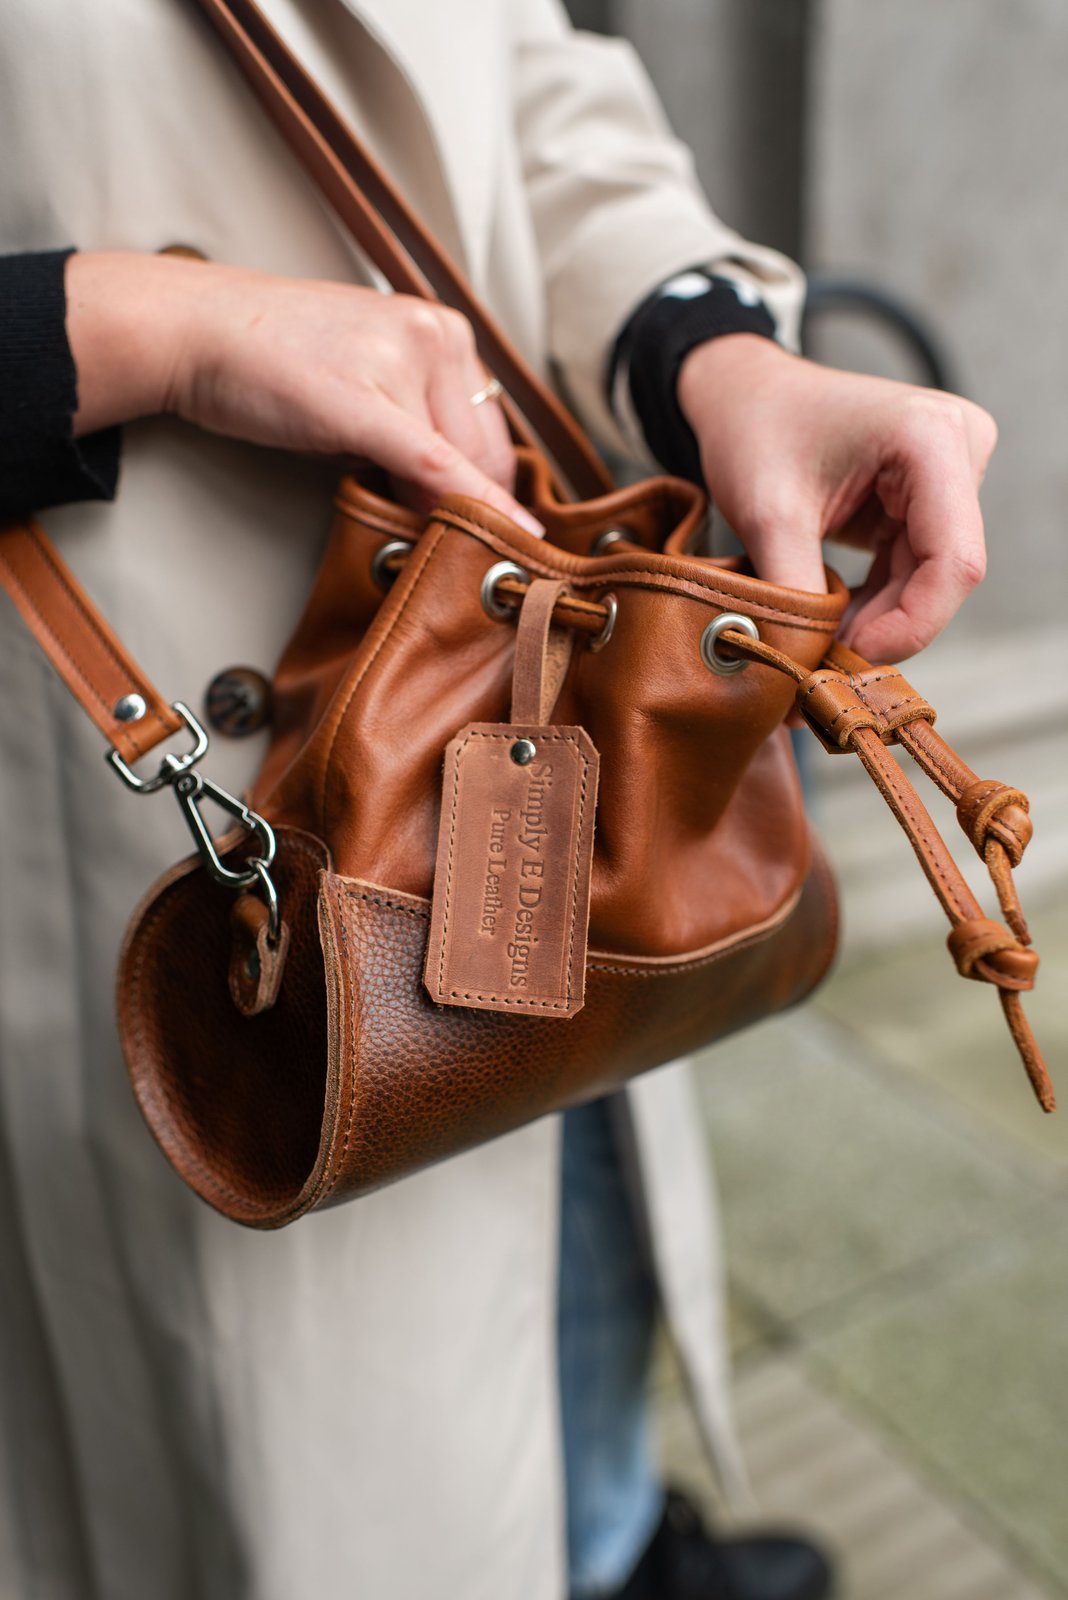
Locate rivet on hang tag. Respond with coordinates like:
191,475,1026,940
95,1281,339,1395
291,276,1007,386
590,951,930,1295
511,739,537,765
114,693,147,724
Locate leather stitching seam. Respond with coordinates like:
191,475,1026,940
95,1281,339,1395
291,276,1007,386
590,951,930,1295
436,516,840,632
332,880,801,979
3,539,168,759
322,876,360,1203
587,893,802,975
316,522,447,833
854,738,970,923
850,673,932,724
904,733,1030,854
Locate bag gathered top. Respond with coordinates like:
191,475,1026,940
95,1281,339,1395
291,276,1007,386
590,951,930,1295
0,0,1053,1229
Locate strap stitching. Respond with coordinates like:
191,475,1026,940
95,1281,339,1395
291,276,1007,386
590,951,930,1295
0,538,169,760
854,736,971,922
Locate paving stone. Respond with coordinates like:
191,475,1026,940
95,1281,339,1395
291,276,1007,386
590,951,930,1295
655,1352,1059,1600
726,1285,781,1359
681,872,1067,1596
816,899,1068,1171
804,1205,1068,1595
693,1011,1042,1325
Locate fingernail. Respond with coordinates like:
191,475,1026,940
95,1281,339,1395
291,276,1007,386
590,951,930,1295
513,507,545,539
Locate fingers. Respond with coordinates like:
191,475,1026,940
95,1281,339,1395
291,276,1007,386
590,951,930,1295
683,337,996,659
358,397,543,536
726,483,829,595
422,310,517,494
843,408,987,661
361,300,540,534
742,515,829,595
838,535,913,651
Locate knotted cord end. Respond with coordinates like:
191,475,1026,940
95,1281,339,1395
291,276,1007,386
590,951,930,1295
957,778,1032,865
947,917,1038,989
947,919,1053,1110
729,633,1054,1114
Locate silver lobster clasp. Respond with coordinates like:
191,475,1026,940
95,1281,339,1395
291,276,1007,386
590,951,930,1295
105,701,280,943
170,768,277,891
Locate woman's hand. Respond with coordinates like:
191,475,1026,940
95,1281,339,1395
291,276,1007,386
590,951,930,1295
65,251,542,533
678,334,997,661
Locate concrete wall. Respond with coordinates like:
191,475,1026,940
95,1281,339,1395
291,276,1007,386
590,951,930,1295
617,0,809,259
808,0,1068,935
810,0,1068,634
582,0,1068,934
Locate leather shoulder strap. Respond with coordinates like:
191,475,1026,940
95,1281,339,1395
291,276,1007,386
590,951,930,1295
0,519,181,763
1,0,616,757
191,0,614,500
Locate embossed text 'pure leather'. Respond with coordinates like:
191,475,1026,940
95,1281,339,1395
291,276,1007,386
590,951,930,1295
424,723,599,1016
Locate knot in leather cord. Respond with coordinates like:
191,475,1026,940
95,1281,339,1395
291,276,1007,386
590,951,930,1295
947,917,1039,990
956,779,1032,865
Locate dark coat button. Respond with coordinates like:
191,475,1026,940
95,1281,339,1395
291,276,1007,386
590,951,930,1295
204,667,273,737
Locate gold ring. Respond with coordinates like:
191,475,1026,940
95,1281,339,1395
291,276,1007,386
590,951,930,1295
469,376,504,407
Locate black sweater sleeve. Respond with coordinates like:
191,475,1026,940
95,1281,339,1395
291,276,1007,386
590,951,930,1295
607,269,778,482
0,249,121,519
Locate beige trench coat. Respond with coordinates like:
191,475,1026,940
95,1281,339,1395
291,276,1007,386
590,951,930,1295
0,2,803,1596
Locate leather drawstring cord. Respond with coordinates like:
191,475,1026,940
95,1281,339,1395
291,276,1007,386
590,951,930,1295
441,575,1052,1110
720,627,1055,1113
466,578,1053,1110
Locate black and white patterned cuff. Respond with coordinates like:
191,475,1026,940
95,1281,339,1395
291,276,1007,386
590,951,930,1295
607,268,778,482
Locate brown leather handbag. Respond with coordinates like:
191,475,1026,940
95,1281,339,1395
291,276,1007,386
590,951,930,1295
0,0,1053,1229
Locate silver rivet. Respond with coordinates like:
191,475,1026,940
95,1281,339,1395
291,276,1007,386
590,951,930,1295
114,693,147,723
700,613,759,676
511,739,537,765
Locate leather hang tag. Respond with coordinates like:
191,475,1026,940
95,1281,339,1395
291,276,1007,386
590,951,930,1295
424,579,599,1018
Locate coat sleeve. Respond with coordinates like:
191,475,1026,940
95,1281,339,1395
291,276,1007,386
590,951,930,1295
0,250,120,519
510,0,804,455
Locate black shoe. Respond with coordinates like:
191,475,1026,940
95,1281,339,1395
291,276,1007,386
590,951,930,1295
611,1489,834,1600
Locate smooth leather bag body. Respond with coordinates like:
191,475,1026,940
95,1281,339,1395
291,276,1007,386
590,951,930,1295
116,458,846,1226
0,0,1052,1229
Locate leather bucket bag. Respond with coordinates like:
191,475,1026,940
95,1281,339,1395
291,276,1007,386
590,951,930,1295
0,0,1052,1229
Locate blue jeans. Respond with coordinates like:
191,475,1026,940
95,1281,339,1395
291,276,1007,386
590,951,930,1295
558,1099,664,1598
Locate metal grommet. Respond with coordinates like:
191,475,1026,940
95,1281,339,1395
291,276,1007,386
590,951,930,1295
114,693,147,724
480,560,529,621
590,527,632,556
204,667,273,737
589,593,618,653
370,538,411,591
511,739,537,765
700,612,759,675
